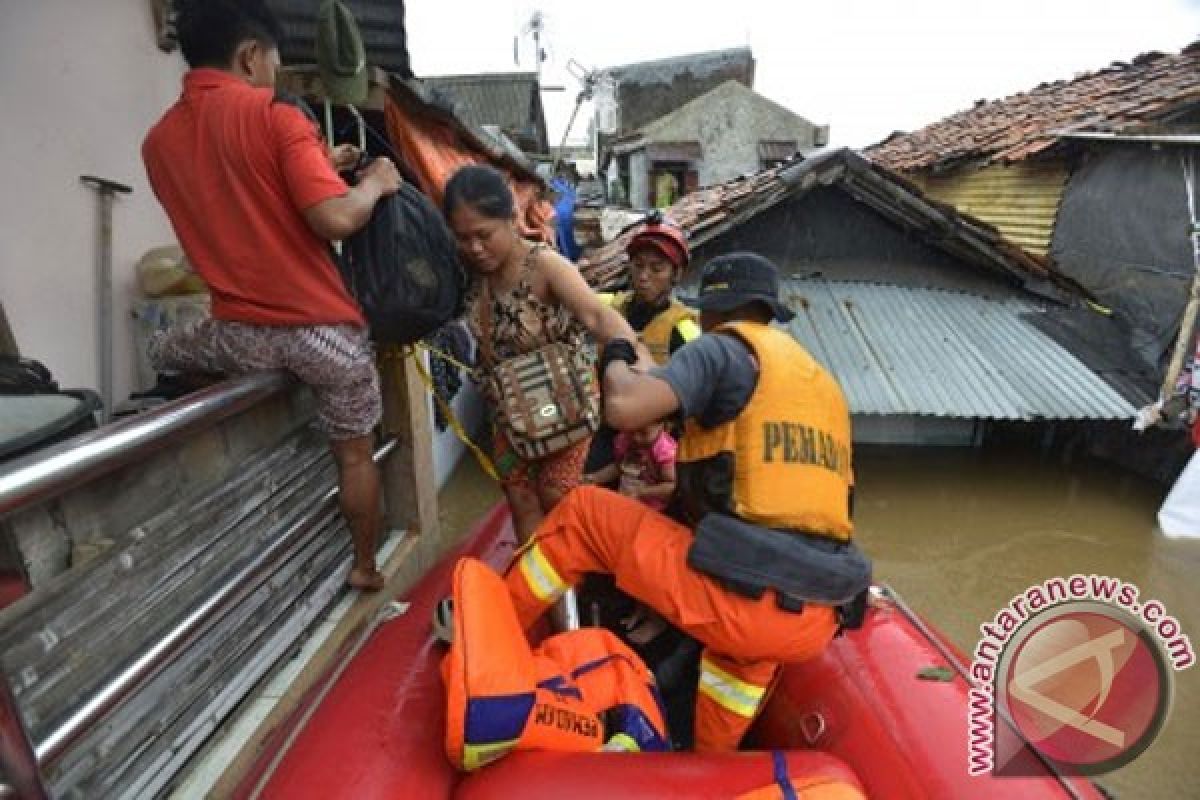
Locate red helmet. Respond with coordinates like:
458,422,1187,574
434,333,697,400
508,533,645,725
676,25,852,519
627,213,690,273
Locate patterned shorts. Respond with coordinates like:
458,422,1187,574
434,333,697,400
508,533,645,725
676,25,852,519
149,320,382,440
491,423,591,496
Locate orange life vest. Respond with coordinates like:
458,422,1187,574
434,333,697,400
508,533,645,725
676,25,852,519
601,291,701,365
676,321,854,540
442,557,669,771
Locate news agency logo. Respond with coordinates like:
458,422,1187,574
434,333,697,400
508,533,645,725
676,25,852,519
968,576,1193,777
995,602,1170,774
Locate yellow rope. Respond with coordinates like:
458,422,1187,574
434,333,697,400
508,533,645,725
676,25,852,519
404,343,500,482
415,340,480,378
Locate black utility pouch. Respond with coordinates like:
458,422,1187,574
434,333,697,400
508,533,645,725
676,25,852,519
686,513,872,607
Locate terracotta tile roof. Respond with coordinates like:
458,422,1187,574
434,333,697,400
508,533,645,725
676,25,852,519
866,41,1200,172
579,148,1075,300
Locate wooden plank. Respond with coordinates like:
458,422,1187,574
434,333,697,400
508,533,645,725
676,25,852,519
379,352,438,540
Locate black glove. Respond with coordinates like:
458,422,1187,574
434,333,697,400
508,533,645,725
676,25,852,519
598,338,638,378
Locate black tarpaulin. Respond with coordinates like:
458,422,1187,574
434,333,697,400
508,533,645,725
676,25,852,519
1051,145,1197,369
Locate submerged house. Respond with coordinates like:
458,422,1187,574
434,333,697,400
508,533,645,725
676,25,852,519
581,148,1142,445
867,41,1200,378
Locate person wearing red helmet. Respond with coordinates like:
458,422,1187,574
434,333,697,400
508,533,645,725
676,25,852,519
600,215,701,366
586,216,700,481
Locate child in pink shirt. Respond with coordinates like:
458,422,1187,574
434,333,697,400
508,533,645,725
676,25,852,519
586,420,677,511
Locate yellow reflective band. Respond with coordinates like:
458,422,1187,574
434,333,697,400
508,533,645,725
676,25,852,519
676,317,702,343
463,738,518,771
518,543,568,603
602,732,641,752
697,658,767,718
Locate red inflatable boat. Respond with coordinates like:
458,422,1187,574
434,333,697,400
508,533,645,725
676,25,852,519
237,505,1104,799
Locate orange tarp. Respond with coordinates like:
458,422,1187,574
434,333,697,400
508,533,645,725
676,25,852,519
385,96,554,244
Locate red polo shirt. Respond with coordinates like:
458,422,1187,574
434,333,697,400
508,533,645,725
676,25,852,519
143,69,364,326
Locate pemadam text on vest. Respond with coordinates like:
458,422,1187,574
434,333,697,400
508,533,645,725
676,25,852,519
761,421,851,480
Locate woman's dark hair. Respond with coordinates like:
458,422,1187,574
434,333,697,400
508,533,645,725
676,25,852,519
176,0,284,69
443,165,516,220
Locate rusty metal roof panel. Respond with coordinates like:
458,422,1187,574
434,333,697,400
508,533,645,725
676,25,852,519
915,162,1070,256
782,281,1137,420
866,41,1200,171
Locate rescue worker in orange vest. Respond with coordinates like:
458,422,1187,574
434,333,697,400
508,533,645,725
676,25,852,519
441,557,670,770
505,252,872,752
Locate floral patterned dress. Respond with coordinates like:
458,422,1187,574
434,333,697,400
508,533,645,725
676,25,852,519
464,243,594,493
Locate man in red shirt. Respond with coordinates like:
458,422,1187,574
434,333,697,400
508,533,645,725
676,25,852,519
143,0,400,590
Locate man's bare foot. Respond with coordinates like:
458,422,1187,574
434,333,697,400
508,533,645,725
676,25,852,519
348,566,385,591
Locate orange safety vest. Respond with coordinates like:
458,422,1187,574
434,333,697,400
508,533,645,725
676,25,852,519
601,291,701,365
442,557,669,771
676,321,854,540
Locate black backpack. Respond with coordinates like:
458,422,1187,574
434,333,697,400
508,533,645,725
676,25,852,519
339,182,467,345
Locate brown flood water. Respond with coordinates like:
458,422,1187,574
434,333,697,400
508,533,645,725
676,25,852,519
438,440,1200,798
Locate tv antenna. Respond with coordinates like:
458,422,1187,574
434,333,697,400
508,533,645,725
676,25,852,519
550,59,617,175
514,10,550,80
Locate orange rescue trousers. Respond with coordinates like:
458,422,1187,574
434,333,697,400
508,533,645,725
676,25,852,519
505,486,839,752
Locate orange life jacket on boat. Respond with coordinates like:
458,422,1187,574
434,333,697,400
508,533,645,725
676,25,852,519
733,750,867,800
736,775,866,800
441,557,669,770
677,321,854,540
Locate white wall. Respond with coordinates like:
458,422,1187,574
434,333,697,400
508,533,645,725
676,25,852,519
645,82,819,188
629,151,649,210
0,0,186,404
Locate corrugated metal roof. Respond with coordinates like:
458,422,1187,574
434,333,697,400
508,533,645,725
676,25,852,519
783,281,1136,420
911,161,1069,257
422,73,547,152
267,0,412,78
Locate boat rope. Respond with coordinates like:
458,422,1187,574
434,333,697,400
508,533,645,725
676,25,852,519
771,750,800,800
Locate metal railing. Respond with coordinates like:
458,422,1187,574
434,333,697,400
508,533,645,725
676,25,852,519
0,372,290,519
0,372,382,798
